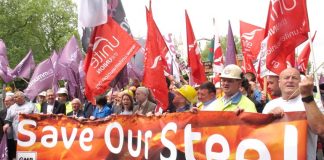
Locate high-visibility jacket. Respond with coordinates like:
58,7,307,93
215,92,257,112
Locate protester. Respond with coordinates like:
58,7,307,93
119,93,134,115
214,64,257,112
266,71,281,98
35,91,46,111
3,91,39,159
244,72,262,103
215,82,223,99
172,85,197,112
67,98,84,119
0,95,15,160
90,95,112,120
240,78,263,113
133,87,156,115
262,68,323,160
41,89,66,114
83,99,95,118
57,88,72,114
196,81,217,110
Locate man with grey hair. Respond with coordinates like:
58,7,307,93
3,91,39,159
67,98,84,119
133,87,156,115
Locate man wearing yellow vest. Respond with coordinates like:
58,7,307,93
214,64,257,112
35,91,46,111
57,88,72,114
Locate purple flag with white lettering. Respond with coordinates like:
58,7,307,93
225,21,237,66
24,59,54,100
0,40,13,83
11,50,35,79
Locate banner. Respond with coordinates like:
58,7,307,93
17,112,307,159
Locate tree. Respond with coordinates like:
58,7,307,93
0,0,77,67
200,36,242,62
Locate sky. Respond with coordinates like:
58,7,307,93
121,0,324,74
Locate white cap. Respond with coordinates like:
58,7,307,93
265,70,278,77
38,91,46,97
220,64,243,79
5,92,14,97
57,88,68,95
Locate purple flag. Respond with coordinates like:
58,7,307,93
50,50,58,66
58,36,83,72
53,36,84,100
127,60,143,81
225,21,237,66
11,50,35,79
0,133,8,160
24,59,54,100
0,40,13,83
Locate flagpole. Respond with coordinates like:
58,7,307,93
308,32,322,106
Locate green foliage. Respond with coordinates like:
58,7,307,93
200,36,242,62
0,0,77,67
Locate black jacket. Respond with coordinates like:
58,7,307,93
41,100,66,114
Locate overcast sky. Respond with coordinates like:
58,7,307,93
121,0,324,73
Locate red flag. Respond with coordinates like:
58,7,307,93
143,8,169,111
297,32,316,73
265,0,309,75
213,36,223,83
185,10,206,84
240,21,265,73
286,52,296,68
84,17,140,104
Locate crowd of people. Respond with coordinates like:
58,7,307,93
0,64,324,160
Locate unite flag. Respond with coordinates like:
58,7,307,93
265,0,310,75
84,17,140,104
240,21,265,74
185,10,206,85
143,7,169,112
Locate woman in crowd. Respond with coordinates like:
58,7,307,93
119,93,134,115
90,96,112,120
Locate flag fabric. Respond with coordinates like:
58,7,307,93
286,52,296,68
0,40,13,83
143,7,169,112
53,36,84,99
213,35,224,83
77,0,108,27
208,38,215,62
0,133,8,160
57,36,83,72
84,17,140,104
240,21,265,73
11,50,35,79
225,21,237,66
143,8,170,73
127,60,143,82
24,59,54,100
185,10,206,85
297,32,317,73
265,0,309,75
163,33,181,83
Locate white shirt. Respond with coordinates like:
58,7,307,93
201,99,218,111
263,95,324,160
47,104,54,114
